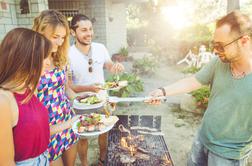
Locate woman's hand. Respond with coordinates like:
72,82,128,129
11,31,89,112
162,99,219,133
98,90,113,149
68,115,80,128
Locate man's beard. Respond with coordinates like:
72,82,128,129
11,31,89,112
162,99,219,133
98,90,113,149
219,54,239,63
217,47,241,63
76,36,91,46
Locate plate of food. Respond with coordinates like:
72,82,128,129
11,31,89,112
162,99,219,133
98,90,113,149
72,113,119,137
102,81,128,91
73,93,106,110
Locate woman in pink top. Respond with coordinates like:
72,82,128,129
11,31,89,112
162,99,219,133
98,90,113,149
0,28,51,165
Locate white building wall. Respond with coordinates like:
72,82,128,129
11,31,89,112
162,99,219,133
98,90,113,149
15,0,48,28
89,0,107,46
84,0,127,55
1,0,127,55
0,0,48,42
106,1,127,54
0,0,17,41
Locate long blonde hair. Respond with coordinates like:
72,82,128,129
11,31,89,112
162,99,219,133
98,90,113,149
32,9,69,68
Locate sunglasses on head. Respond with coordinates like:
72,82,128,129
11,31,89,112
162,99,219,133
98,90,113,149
212,35,243,52
88,58,93,73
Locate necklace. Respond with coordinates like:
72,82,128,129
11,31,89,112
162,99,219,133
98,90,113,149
230,65,246,79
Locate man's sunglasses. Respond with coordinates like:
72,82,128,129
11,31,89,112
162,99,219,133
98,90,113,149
88,58,93,73
212,35,243,52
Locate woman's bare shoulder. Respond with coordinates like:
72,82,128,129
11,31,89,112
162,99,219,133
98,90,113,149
0,90,15,105
0,90,18,126
0,90,12,106
0,93,13,120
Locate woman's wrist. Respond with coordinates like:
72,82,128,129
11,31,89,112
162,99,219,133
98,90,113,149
68,119,73,128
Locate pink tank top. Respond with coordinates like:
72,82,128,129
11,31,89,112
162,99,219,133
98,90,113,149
13,90,50,161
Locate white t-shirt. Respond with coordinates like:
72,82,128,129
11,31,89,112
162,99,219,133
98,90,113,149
69,43,111,85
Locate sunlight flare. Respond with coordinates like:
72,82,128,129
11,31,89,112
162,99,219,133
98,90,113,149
161,5,192,30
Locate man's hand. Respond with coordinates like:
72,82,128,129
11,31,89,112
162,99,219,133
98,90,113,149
110,62,124,74
145,89,164,105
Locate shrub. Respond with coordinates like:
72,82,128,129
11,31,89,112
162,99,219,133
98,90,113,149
190,86,210,113
106,72,144,97
118,47,129,57
177,24,214,60
182,66,201,74
132,56,157,75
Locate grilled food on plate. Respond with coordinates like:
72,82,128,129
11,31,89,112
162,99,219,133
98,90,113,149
103,81,128,90
77,113,106,132
76,94,101,105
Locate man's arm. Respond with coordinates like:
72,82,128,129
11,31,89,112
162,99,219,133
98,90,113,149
150,75,203,97
65,81,78,100
104,61,124,74
164,75,203,96
68,78,101,93
149,58,218,104
67,64,101,94
104,61,113,71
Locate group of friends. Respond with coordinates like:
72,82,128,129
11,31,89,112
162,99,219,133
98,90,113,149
0,9,252,166
0,10,124,166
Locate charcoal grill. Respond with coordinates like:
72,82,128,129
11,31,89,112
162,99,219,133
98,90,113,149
105,115,174,166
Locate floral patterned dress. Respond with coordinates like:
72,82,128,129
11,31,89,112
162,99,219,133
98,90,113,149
37,67,78,161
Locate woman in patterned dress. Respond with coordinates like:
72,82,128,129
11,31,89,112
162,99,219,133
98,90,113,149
33,10,79,166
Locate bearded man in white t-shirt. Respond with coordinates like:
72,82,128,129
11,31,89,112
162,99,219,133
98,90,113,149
68,14,124,166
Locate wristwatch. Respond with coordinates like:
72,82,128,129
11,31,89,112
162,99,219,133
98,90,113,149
158,87,166,96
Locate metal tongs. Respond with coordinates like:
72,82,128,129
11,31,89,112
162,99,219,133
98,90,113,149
108,96,167,103
118,124,131,136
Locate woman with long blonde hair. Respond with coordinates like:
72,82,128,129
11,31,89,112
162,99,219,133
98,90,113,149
33,10,79,166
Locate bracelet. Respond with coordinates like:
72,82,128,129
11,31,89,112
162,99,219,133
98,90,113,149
158,87,166,96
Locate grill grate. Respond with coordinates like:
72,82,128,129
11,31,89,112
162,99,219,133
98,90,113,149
105,115,174,166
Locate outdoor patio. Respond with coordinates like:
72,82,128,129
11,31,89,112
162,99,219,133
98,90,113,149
73,62,197,166
1,1,252,166
74,61,252,166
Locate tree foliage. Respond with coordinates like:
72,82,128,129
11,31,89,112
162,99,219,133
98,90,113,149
126,0,251,63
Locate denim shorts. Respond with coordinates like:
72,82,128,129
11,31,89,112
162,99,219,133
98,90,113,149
187,133,249,166
16,151,49,166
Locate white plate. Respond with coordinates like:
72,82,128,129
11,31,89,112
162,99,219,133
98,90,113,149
73,92,106,110
106,87,121,91
102,85,121,91
72,115,118,137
